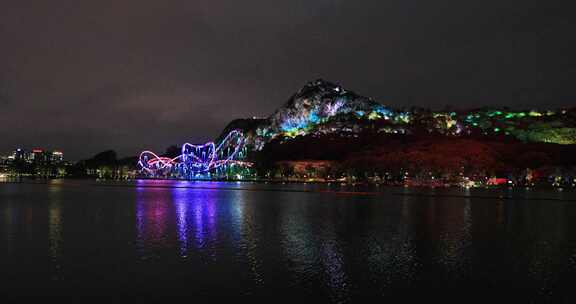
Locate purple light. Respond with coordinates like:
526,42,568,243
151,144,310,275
138,129,251,178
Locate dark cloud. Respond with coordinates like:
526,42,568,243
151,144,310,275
0,0,574,159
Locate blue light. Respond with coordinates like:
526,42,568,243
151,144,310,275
138,130,252,179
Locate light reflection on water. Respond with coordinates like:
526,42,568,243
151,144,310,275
0,180,576,300
2,200,15,258
174,189,189,258
189,190,219,258
135,187,171,258
48,184,63,281
231,190,263,284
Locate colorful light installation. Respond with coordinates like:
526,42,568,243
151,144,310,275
138,130,252,178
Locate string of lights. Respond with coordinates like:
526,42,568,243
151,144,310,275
138,130,251,178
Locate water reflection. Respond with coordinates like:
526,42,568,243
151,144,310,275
280,194,317,281
190,191,218,258
416,194,473,280
363,194,417,293
521,199,568,298
173,189,189,258
279,194,350,301
228,190,263,284
48,184,63,280
192,197,204,250
135,184,224,261
228,190,245,245
1,200,15,257
437,197,472,279
135,187,172,258
321,239,348,301
19,180,566,298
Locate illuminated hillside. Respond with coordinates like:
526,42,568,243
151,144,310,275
219,79,576,156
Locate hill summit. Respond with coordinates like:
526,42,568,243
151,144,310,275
218,79,576,154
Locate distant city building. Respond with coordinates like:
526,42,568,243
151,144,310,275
52,151,64,163
0,154,9,173
13,148,31,162
2,147,67,178
32,149,46,163
8,148,64,165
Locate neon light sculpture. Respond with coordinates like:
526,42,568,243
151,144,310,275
138,130,251,179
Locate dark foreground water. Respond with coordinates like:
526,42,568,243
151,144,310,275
1,180,576,302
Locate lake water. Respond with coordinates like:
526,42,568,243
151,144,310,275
1,179,576,302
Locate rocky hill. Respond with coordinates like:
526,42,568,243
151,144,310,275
217,79,576,158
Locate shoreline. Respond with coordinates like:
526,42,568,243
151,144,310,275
1,175,574,190
1,177,575,201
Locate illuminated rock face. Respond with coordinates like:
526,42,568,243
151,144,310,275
268,79,393,138
216,80,576,155
217,79,400,152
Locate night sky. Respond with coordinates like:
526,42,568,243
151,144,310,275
1,0,574,160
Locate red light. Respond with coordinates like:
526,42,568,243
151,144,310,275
487,178,507,185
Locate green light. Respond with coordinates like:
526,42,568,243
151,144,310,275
368,111,380,120
529,111,542,117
